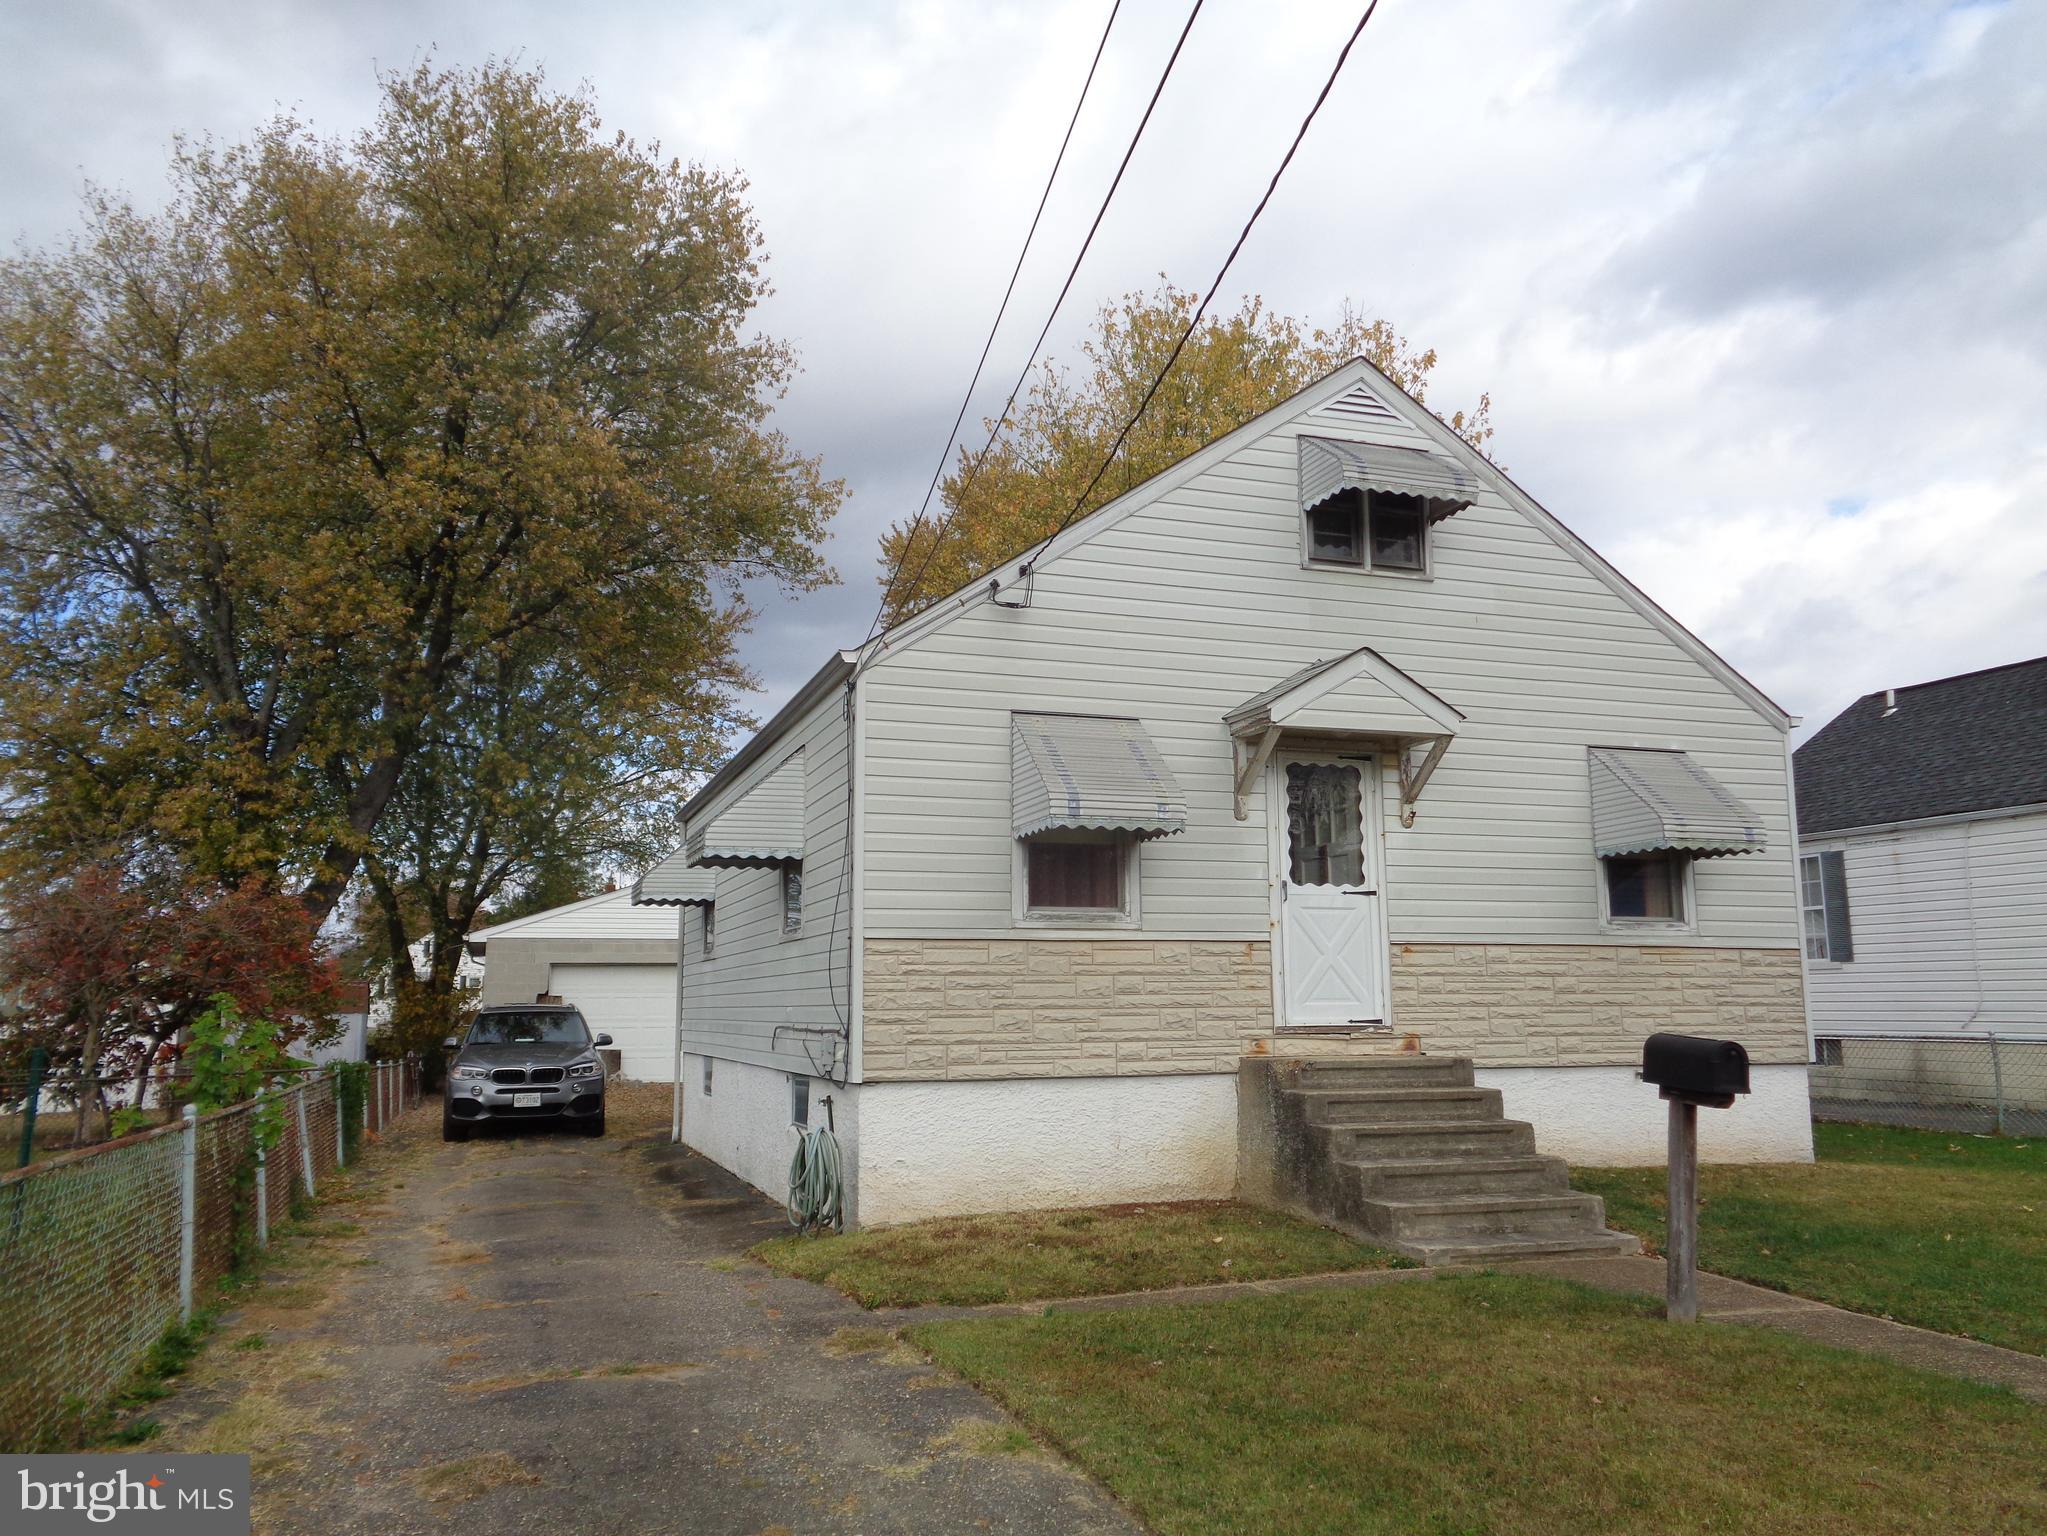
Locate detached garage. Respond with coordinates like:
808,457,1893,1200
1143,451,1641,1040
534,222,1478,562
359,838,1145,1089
467,890,679,1080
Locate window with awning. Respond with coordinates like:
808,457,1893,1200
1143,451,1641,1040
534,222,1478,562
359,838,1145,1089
1011,713,1187,841
1587,747,1767,859
685,750,805,868
1298,437,1481,522
631,848,717,907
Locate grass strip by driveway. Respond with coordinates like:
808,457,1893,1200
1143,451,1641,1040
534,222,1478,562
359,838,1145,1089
1574,1121,2045,1354
751,1199,1408,1307
912,1273,2047,1536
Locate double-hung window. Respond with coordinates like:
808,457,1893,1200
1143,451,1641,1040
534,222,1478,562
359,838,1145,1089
1799,851,1853,962
1304,488,1428,573
1603,850,1689,923
781,864,803,935
1010,712,1185,927
1022,832,1132,921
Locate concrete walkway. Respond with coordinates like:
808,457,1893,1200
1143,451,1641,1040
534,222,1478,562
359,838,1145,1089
1495,1253,2047,1405
876,1254,2047,1406
181,1116,1136,1535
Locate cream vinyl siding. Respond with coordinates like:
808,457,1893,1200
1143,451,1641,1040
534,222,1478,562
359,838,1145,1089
859,377,1799,948
1805,808,2047,1035
680,689,850,1075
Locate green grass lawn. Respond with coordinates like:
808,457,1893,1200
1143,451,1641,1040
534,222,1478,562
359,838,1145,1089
1574,1122,2045,1354
750,1200,1407,1307
913,1274,2047,1536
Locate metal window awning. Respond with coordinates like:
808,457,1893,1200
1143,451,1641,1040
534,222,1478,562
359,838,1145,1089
1589,747,1766,859
1299,436,1481,520
1012,713,1187,840
1225,646,1464,824
684,750,806,868
631,846,717,907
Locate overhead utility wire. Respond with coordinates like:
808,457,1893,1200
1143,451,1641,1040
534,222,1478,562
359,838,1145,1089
870,0,1206,644
864,0,1124,649
819,1,1164,1072
1016,0,1383,573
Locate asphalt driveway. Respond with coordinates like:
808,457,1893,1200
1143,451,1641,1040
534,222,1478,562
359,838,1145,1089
191,1106,1135,1534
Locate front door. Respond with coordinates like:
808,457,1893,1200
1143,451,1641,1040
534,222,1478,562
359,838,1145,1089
1276,754,1387,1028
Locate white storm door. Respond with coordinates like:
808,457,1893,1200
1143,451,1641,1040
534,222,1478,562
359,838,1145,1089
1277,755,1386,1027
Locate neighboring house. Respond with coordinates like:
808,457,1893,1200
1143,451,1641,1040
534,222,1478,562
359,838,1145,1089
303,982,372,1066
1793,659,2047,1109
467,889,680,1079
366,934,484,1035
636,357,1813,1229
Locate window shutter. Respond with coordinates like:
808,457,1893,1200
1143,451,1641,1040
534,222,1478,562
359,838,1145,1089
1820,850,1853,962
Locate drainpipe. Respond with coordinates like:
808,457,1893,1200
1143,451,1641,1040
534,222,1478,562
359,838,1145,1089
1782,724,1815,1068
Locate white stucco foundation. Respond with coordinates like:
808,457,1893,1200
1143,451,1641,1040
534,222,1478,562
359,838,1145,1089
1476,1064,1814,1165
851,1074,1239,1226
680,1053,859,1208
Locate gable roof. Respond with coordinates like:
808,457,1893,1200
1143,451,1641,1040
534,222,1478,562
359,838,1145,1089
869,355,1790,729
466,888,678,951
1794,656,2047,834
672,356,1791,806
1225,645,1464,740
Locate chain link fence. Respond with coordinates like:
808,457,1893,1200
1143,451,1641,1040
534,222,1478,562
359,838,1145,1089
1810,1033,2047,1136
0,1060,420,1451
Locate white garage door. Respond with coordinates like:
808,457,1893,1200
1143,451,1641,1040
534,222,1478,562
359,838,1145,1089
547,964,677,1081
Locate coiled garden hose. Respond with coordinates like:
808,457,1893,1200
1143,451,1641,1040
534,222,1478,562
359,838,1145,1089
786,1122,844,1233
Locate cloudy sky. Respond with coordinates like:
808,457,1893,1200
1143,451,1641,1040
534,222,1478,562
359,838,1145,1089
4,0,2042,741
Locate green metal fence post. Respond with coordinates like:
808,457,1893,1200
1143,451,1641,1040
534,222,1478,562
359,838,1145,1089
178,1104,198,1323
15,1047,47,1169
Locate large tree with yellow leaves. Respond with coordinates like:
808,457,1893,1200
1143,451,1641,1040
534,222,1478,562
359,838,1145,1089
0,61,840,923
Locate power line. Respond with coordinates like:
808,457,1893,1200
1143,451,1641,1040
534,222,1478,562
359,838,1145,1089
826,2,1178,1065
1017,0,1383,573
872,0,1206,640
865,0,1124,647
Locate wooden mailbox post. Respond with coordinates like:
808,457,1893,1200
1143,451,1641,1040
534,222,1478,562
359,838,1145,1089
1640,1033,1751,1322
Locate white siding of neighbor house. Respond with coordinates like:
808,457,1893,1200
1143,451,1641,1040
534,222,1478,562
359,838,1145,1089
469,888,680,943
679,688,851,1076
857,372,1800,952
1804,808,2047,1035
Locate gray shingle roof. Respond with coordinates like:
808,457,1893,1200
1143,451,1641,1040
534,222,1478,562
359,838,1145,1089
1794,656,2047,834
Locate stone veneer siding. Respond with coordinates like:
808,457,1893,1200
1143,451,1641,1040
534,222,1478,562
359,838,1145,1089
1389,942,1808,1067
860,939,1271,1080
860,938,1808,1080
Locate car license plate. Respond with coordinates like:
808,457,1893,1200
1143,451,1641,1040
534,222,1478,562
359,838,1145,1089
513,1092,542,1108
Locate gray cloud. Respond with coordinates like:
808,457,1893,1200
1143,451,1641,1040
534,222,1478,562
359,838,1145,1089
4,0,2043,736
1592,2,2045,322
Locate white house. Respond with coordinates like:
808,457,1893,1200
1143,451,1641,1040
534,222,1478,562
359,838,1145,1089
635,358,1814,1240
467,889,680,1080
1794,658,2047,1126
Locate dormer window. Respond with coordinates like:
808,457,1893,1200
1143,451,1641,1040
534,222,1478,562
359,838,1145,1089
1297,438,1478,576
1305,488,1428,572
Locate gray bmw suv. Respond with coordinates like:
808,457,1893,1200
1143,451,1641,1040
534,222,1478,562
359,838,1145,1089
442,1003,611,1141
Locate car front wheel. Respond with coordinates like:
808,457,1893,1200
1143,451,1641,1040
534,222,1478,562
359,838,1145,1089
442,1106,470,1142
580,1109,605,1137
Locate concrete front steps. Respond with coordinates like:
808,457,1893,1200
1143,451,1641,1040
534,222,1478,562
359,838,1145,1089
1239,1054,1639,1265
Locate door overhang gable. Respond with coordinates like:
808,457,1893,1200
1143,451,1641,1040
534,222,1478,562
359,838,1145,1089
1228,647,1462,821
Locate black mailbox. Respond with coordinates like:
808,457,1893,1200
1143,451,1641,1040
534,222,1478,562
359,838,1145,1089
1642,1033,1750,1109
